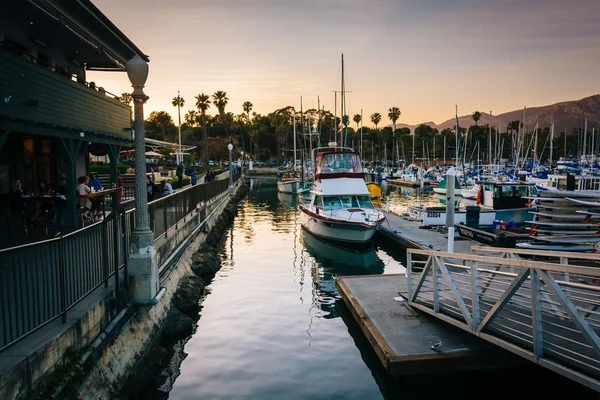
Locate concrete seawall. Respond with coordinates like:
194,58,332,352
77,182,247,399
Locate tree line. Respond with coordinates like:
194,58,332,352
118,92,586,166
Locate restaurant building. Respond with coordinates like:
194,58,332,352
0,0,148,243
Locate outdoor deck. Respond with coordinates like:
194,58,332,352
336,274,519,376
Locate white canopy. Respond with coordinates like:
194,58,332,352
319,178,370,196
145,151,164,157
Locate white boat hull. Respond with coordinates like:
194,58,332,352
277,180,297,194
433,187,463,196
299,208,377,243
420,207,534,226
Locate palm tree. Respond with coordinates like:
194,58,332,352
172,93,185,163
472,111,481,126
212,91,229,142
370,113,382,130
353,114,362,131
119,92,133,106
388,107,401,165
242,101,253,153
184,110,198,126
195,93,211,166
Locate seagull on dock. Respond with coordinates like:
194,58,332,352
431,339,442,352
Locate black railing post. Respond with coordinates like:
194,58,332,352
102,219,109,288
112,211,121,311
121,210,129,298
163,201,168,238
58,238,67,324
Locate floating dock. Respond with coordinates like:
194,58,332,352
377,211,477,253
386,179,420,188
336,274,521,376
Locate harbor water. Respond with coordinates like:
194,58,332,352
139,179,594,400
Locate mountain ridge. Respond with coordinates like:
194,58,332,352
388,94,600,133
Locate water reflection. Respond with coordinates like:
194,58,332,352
135,178,594,400
301,230,385,321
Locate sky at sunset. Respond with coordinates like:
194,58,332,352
89,0,600,126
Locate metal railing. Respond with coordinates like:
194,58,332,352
0,171,241,353
0,209,127,352
406,247,600,392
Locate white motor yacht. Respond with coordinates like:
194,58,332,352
299,146,385,244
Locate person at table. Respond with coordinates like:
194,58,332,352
9,180,28,225
37,179,54,196
147,175,160,202
76,176,92,218
162,179,174,196
87,173,103,217
88,173,102,192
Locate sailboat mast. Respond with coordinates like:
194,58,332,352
549,121,554,166
317,96,321,148
489,110,493,166
293,108,297,169
533,123,539,166
360,108,363,162
334,92,337,144
300,96,305,156
341,53,346,147
455,105,459,166
583,118,588,161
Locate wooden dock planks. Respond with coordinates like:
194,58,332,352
336,274,520,376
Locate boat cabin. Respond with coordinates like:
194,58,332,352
315,150,363,180
473,181,537,210
279,169,302,181
546,174,600,191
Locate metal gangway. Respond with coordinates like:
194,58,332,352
406,246,600,392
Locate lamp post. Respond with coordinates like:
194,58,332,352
228,142,234,192
177,90,182,164
241,151,245,178
126,54,158,304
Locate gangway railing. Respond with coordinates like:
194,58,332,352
406,248,600,392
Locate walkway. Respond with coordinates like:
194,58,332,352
406,246,600,392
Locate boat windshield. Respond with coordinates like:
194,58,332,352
322,195,373,210
316,152,363,175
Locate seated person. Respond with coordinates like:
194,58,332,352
147,176,160,202
76,176,92,218
87,173,104,217
9,180,28,224
162,179,174,196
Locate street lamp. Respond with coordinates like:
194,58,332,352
228,142,234,192
241,151,245,178
126,54,159,304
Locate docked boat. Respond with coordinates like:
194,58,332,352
415,181,537,227
277,169,301,194
299,146,385,244
432,176,462,196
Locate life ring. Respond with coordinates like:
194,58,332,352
475,184,483,205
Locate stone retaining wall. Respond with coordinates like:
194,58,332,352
78,181,248,399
